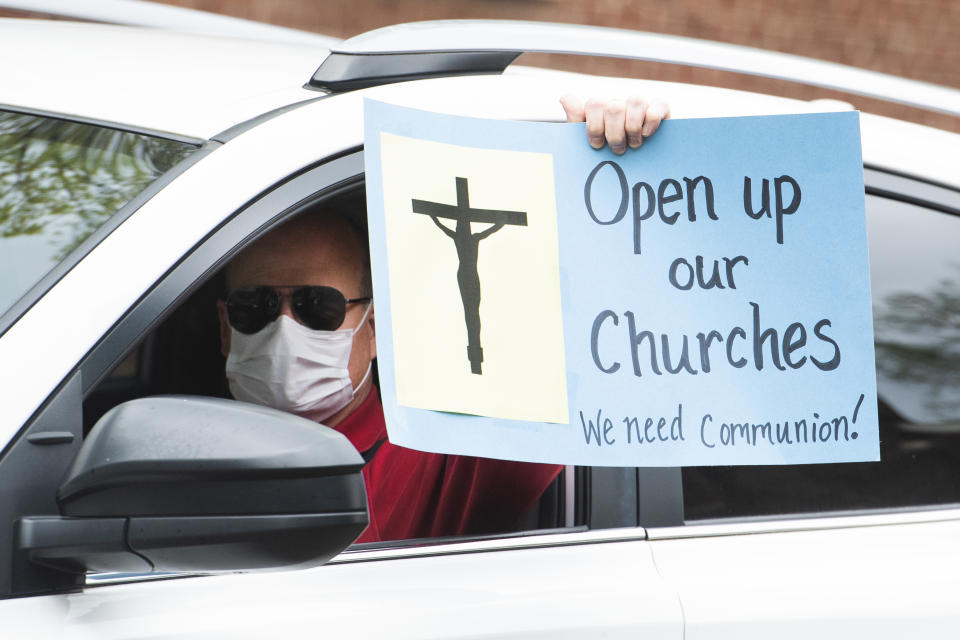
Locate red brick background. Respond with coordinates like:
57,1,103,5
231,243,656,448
6,0,959,131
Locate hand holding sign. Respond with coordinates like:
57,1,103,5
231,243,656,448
559,95,670,153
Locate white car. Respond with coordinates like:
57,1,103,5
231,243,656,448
1,8,960,639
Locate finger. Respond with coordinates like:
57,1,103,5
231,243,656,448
642,100,670,137
584,98,606,149
603,100,627,155
559,94,585,123
624,96,647,148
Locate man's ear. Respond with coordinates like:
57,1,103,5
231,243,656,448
217,299,231,357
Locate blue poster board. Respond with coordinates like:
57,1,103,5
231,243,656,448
365,99,879,466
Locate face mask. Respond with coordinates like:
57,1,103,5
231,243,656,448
225,305,371,423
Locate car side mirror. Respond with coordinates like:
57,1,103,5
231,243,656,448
17,396,368,574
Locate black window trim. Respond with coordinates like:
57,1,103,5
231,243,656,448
864,164,960,218
0,103,209,146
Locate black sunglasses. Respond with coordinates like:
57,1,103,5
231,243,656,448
225,285,371,334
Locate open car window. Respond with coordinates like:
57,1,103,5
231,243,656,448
81,173,592,567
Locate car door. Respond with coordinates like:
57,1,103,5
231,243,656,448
0,90,685,638
643,173,960,638
16,533,675,639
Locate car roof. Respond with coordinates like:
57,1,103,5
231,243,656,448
2,18,958,192
0,19,328,139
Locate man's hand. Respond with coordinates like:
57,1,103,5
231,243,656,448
560,95,670,155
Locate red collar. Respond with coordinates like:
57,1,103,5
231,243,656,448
334,387,386,454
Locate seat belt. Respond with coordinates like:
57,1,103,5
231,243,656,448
362,437,387,464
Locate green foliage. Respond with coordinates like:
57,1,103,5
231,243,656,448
0,111,196,259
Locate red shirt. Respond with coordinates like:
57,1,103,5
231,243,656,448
335,389,563,543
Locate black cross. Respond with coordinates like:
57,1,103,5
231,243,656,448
412,176,527,374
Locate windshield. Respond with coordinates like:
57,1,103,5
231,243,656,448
0,110,199,316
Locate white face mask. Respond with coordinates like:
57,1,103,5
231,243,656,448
225,305,371,423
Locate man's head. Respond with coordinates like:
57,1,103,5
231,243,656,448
218,211,375,426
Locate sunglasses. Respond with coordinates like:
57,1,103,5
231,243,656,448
225,285,371,334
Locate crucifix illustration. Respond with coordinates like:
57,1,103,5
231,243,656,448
412,176,527,375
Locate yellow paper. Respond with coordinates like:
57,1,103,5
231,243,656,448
380,132,568,423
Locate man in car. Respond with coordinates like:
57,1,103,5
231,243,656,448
217,96,669,542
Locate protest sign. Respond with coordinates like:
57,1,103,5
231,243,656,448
364,99,879,467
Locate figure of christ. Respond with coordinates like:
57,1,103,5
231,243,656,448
412,176,527,374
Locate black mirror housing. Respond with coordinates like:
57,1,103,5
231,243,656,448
19,396,368,574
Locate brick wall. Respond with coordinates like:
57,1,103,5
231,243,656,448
5,1,958,131
151,0,960,84
156,0,960,132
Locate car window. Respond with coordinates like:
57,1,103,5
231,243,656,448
682,194,960,520
0,110,198,315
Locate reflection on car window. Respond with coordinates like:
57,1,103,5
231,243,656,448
683,194,960,520
0,110,198,315
870,198,960,424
